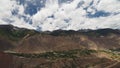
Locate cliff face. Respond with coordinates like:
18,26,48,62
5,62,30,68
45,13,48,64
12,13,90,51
0,25,120,68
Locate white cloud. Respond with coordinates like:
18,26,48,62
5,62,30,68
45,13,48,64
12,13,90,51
0,0,120,31
0,0,35,29
0,0,15,21
97,0,120,12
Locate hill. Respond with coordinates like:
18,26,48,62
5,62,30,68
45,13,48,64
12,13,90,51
0,25,120,68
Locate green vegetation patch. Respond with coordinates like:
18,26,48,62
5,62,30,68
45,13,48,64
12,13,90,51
7,49,120,61
99,50,120,60
8,49,97,59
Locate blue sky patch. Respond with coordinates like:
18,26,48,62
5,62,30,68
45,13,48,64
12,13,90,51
87,11,111,18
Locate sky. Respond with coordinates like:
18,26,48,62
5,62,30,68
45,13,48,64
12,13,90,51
0,0,120,31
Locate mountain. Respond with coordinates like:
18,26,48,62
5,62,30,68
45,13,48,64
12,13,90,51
0,25,120,68
0,0,120,68
0,25,120,52
0,0,120,31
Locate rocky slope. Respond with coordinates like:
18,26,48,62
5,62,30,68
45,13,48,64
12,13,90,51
0,25,120,68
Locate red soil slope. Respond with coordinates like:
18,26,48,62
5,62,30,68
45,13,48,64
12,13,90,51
0,52,13,68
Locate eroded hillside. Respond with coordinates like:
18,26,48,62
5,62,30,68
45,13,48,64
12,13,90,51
0,25,120,68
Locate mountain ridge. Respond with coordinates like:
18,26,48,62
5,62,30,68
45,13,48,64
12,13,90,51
0,25,120,68
0,25,120,53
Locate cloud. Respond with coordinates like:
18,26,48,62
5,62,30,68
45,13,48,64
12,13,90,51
0,0,120,31
0,0,36,29
0,0,14,21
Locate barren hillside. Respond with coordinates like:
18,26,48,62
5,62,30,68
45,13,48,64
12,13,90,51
0,25,120,68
